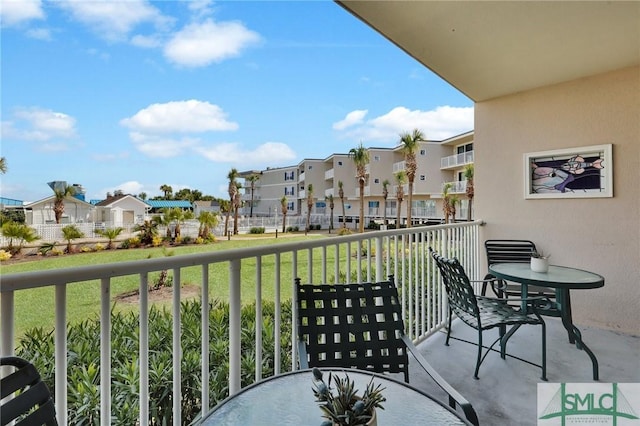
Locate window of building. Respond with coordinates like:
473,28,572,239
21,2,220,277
287,202,294,211
308,165,313,170
420,175,426,181
457,143,473,154
420,149,426,155
338,161,343,166
374,155,380,161
368,201,380,208
374,178,380,184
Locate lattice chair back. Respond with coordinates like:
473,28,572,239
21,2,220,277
431,251,482,328
1,356,58,426
485,240,537,265
295,277,410,382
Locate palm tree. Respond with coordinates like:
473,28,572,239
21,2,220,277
442,182,459,224
247,174,260,218
394,170,407,228
399,128,426,228
381,179,390,226
96,227,124,250
134,219,159,245
280,196,288,233
52,183,76,224
349,142,369,233
233,182,242,235
225,168,239,237
305,184,314,234
61,224,85,253
197,211,219,240
464,164,475,221
138,192,148,201
338,180,346,229
325,194,335,233
1,221,39,254
0,157,7,174
159,184,173,199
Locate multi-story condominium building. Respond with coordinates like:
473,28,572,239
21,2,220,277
240,131,474,227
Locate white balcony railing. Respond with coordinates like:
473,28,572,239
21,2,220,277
1,222,482,426
441,151,474,169
324,168,334,180
325,188,334,197
444,180,468,194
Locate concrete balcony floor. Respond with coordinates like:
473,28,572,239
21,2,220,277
409,318,639,425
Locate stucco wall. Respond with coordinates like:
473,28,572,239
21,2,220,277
474,65,639,334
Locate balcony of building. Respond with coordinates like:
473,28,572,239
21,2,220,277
444,180,468,194
441,151,474,170
3,222,636,426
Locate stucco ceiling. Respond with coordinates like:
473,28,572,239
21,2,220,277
337,1,640,102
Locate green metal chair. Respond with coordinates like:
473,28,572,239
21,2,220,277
430,249,547,381
1,356,57,426
295,277,479,426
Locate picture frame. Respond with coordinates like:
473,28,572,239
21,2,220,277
524,144,613,199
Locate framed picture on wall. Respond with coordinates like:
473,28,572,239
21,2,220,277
524,144,613,199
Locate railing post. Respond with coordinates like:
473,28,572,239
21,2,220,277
55,284,67,426
139,273,149,426
229,259,241,395
100,278,111,426
0,291,14,357
200,266,209,417
172,268,182,426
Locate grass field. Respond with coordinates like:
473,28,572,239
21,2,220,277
2,234,339,337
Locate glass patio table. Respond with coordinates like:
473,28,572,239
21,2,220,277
488,262,604,380
199,368,471,425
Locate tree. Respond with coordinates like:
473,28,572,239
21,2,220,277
381,179,390,226
159,185,173,199
197,211,219,240
225,168,239,237
134,219,159,245
399,128,426,228
233,182,242,235
61,224,85,253
442,182,459,224
52,183,76,224
138,192,148,201
305,184,314,234
325,194,335,233
163,207,194,240
1,221,39,254
96,227,124,250
394,170,407,228
247,174,260,218
464,164,475,221
280,196,288,233
0,157,7,174
338,180,346,229
349,142,369,233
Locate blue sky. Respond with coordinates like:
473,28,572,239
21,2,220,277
1,0,473,203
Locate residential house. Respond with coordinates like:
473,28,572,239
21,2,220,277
23,195,95,225
94,194,150,226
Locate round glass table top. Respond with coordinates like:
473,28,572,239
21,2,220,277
489,263,604,289
200,368,469,425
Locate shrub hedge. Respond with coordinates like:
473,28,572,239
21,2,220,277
16,299,293,425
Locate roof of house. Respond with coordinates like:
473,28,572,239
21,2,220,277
94,194,149,207
0,197,24,206
193,200,220,207
146,200,192,209
24,195,95,208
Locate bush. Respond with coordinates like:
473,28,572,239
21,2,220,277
367,221,380,230
249,227,265,234
0,249,12,261
337,228,352,236
181,236,193,244
16,299,294,425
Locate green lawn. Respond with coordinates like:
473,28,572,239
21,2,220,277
3,234,346,337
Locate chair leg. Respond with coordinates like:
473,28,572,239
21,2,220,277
474,330,482,379
541,319,547,381
445,309,453,346
565,292,575,344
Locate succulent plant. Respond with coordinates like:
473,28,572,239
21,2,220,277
531,250,550,259
311,368,386,426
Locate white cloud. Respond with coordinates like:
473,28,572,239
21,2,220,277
55,0,170,41
113,181,145,195
121,100,238,133
164,19,261,67
332,110,368,130
335,105,474,143
194,142,296,166
1,107,77,141
129,132,199,158
131,34,162,48
26,27,51,40
0,0,44,27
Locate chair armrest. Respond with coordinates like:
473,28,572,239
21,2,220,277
297,340,309,370
401,335,479,426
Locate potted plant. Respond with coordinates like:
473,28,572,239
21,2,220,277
311,368,386,426
531,250,550,273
